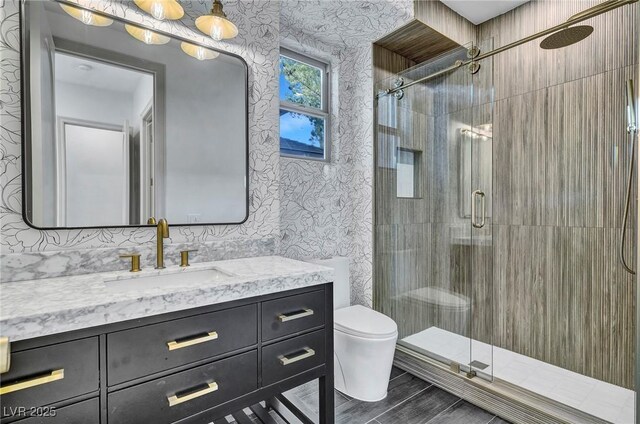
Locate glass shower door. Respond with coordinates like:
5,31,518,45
465,39,495,380
374,44,492,380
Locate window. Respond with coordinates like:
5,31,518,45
279,48,329,160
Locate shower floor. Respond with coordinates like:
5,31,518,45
403,327,635,424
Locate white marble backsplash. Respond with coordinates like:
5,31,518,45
0,237,275,283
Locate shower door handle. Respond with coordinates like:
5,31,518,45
471,190,486,229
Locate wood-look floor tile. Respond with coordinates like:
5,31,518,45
298,389,352,416
373,385,459,424
424,400,496,424
487,416,512,424
390,366,407,381
335,373,432,424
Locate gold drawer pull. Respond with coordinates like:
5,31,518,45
167,332,218,351
0,369,64,395
279,347,315,366
0,337,9,374
278,308,314,322
167,382,218,407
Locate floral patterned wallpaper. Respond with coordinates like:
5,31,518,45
0,0,280,254
279,0,413,306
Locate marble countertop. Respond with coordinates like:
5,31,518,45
0,256,333,342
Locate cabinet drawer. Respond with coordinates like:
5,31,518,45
262,290,325,341
108,350,257,424
107,304,257,385
10,398,99,424
262,330,325,386
0,338,99,416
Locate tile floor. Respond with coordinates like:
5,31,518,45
403,327,635,424
281,367,511,424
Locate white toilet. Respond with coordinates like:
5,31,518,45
310,257,398,402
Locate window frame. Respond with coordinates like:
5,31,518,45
279,47,331,162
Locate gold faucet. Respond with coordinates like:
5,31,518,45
156,218,170,269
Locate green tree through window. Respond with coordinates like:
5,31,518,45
280,57,324,148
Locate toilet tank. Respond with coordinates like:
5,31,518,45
307,257,350,310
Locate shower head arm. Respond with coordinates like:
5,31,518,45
568,0,626,22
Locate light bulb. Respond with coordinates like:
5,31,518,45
196,47,207,60
80,10,94,25
143,29,154,44
209,17,224,41
151,2,165,20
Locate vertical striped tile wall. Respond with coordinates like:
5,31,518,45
479,0,639,389
413,0,476,46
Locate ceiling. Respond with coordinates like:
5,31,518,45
55,52,152,93
280,0,414,48
440,0,530,24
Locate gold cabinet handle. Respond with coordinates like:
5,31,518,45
278,347,315,366
0,369,64,395
278,308,314,322
0,337,10,374
167,382,218,407
167,331,218,351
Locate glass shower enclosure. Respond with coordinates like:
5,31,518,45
374,12,638,421
374,42,494,381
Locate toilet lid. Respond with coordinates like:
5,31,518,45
334,305,398,339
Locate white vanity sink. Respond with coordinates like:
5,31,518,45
104,268,235,291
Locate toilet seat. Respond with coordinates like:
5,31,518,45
402,287,469,312
334,305,398,339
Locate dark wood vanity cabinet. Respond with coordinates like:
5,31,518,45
0,284,334,424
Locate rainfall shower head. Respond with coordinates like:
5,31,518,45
538,0,621,50
539,25,594,49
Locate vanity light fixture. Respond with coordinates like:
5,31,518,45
59,4,113,27
133,0,184,21
125,24,171,45
180,42,220,60
195,0,238,41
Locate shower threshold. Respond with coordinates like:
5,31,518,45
402,327,634,424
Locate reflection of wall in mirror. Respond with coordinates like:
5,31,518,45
163,55,246,224
28,2,57,227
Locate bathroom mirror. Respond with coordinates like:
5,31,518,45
21,0,248,228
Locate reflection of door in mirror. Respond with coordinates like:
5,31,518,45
46,49,155,227
57,121,129,227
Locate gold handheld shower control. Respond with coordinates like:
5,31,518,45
620,80,637,275
627,80,637,133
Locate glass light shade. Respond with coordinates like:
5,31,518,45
133,0,184,21
195,1,238,41
125,24,171,45
59,4,113,27
180,42,220,61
